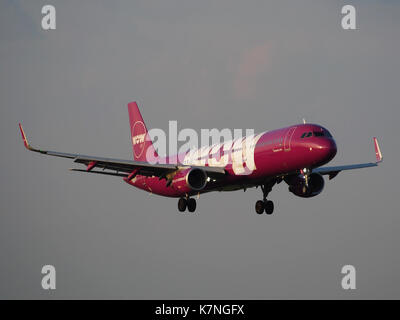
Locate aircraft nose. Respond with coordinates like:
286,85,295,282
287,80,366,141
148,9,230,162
317,138,337,162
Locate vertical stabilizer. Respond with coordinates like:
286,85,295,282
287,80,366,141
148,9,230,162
127,102,158,162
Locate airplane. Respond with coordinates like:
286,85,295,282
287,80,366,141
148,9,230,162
18,101,382,215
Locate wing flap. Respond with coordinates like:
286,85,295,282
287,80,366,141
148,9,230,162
69,168,128,177
73,156,178,174
313,162,378,179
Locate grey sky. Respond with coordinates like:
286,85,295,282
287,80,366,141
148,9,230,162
1,0,399,299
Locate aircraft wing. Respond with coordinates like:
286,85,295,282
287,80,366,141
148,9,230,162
313,137,382,180
19,123,226,180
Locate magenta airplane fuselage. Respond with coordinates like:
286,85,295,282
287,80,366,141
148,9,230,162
19,101,382,214
126,123,337,198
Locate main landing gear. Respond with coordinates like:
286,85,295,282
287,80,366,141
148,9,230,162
178,197,197,213
255,183,275,215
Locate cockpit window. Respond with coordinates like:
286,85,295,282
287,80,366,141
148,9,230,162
302,130,332,138
301,132,313,138
324,130,332,138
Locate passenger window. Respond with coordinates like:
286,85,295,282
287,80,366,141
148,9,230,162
313,131,324,137
301,132,307,138
306,132,312,137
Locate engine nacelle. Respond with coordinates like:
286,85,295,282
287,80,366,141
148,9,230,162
285,172,325,198
186,167,207,191
172,167,208,192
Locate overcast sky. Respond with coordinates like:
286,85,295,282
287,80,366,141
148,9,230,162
1,0,400,299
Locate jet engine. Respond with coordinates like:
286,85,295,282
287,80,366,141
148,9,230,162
171,167,208,192
285,172,325,198
186,167,208,191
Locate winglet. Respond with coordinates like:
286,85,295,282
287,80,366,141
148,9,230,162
373,137,382,163
18,123,40,152
19,123,31,150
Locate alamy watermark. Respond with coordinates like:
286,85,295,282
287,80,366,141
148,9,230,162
341,5,357,30
41,265,56,290
135,120,259,176
341,265,356,290
41,5,56,30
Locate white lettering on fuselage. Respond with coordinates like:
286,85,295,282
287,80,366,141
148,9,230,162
182,133,263,175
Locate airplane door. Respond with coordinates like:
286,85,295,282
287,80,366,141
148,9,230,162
284,127,296,151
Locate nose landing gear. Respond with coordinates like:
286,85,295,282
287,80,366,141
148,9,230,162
255,182,275,215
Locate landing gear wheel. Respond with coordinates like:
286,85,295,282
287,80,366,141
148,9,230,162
264,200,274,215
255,200,265,214
178,198,187,212
256,181,276,215
187,198,197,213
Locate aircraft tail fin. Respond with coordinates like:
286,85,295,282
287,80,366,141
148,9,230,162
127,102,158,162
